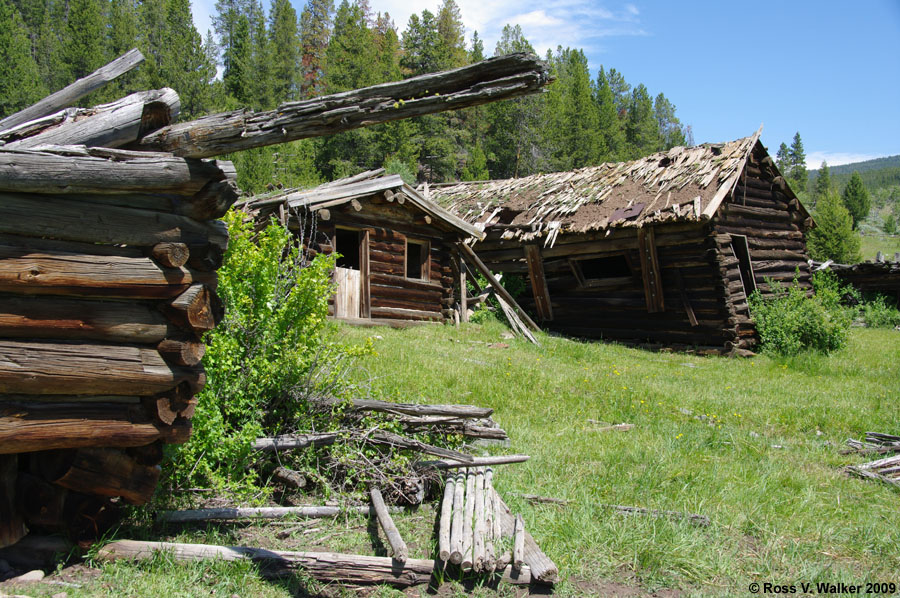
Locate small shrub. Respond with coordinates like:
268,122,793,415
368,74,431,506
749,275,852,356
862,295,900,328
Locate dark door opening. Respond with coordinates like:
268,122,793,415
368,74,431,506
731,235,757,296
335,228,361,270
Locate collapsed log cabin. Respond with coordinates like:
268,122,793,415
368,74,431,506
244,172,484,325
430,130,814,354
0,50,550,547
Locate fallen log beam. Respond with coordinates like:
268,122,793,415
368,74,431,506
458,242,540,333
438,474,454,562
97,540,535,586
158,505,398,523
600,504,711,527
417,455,530,469
135,53,551,158
313,397,493,419
370,487,408,563
252,433,340,452
2,88,180,150
0,49,145,133
493,490,558,583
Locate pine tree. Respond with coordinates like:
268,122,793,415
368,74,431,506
299,0,332,98
542,47,602,171
246,0,273,108
63,0,106,80
34,1,68,92
161,0,217,118
268,0,300,103
624,83,658,158
435,0,465,69
787,132,808,193
775,142,790,174
814,161,832,201
595,67,624,160
606,68,630,114
325,0,374,92
0,0,46,118
400,10,442,75
807,189,860,263
841,171,870,230
469,30,483,62
223,14,252,103
654,93,684,149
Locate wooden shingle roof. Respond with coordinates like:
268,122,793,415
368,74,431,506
429,129,773,247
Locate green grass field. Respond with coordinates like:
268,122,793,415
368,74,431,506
860,234,900,261
7,322,898,597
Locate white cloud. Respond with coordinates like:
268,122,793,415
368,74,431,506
806,151,884,169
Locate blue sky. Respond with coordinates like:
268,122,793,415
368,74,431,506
190,0,900,168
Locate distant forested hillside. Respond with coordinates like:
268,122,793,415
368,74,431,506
810,155,900,191
0,0,692,190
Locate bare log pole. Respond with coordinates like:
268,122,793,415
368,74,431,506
461,468,476,570
97,540,535,587
449,470,465,565
158,504,401,523
484,467,498,570
600,504,711,527
416,455,530,469
370,487,408,563
512,514,525,570
438,474,454,562
473,468,486,572
0,49,144,133
313,397,492,418
136,53,551,158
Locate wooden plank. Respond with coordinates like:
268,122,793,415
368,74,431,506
637,227,664,313
136,53,552,158
523,245,553,321
0,455,26,548
360,230,371,318
0,49,145,133
457,242,540,332
673,269,698,327
459,251,468,322
334,267,361,319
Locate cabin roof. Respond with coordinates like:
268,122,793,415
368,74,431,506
428,129,803,247
244,169,485,240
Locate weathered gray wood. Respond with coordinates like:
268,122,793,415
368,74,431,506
512,514,525,570
0,295,174,343
493,490,558,583
0,192,228,250
271,466,306,489
461,467,476,570
449,470,465,565
3,88,180,149
417,455,530,469
458,242,540,332
252,432,340,452
137,53,551,158
158,505,398,523
370,487,408,563
0,146,234,196
486,468,501,570
314,397,493,418
473,468,486,571
438,473,454,562
0,340,202,396
0,49,144,133
98,540,536,587
600,503,712,527
157,338,206,366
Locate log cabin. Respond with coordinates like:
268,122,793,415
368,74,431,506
245,171,484,326
430,130,814,354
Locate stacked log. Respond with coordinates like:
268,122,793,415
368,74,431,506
0,145,235,546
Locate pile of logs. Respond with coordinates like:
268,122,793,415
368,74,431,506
438,467,557,583
845,432,900,491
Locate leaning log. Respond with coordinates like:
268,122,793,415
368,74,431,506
135,53,551,158
158,504,401,523
370,487,408,563
0,49,145,133
493,491,558,583
438,473,454,562
98,540,535,587
2,88,180,150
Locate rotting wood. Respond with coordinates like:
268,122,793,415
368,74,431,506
0,49,145,133
313,397,493,419
0,455,26,548
512,514,525,570
252,433,340,452
637,227,664,313
136,53,551,158
158,504,400,523
438,472,454,562
271,467,306,489
512,493,570,506
149,243,190,268
524,245,553,321
600,504,711,527
98,540,535,587
46,447,161,505
3,88,180,150
157,338,206,367
370,487,408,563
493,490,558,583
163,284,224,333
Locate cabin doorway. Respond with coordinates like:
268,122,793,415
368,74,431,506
731,234,757,297
333,227,370,319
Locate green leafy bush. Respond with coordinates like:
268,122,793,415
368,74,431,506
167,211,367,493
749,273,853,356
862,295,900,328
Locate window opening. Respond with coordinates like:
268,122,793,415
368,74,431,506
578,255,631,280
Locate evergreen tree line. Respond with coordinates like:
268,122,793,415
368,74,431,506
0,0,692,191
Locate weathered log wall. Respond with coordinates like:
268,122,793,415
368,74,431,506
474,223,738,352
0,147,235,546
710,143,813,352
290,193,455,323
